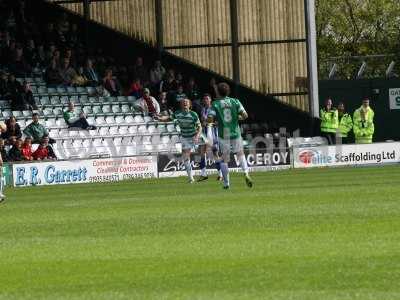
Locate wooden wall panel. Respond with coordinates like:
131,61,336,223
168,47,232,79
238,0,306,42
163,0,231,47
239,42,308,110
89,0,156,46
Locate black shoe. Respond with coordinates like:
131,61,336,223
223,185,230,190
197,176,208,182
245,175,253,188
216,176,223,181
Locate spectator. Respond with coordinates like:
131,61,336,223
63,48,76,68
353,98,375,144
67,23,79,46
150,60,166,89
8,43,31,77
0,71,8,97
58,57,76,86
186,77,200,101
103,68,121,96
20,81,38,110
2,116,22,141
23,113,55,144
158,91,172,117
8,138,23,161
32,136,57,160
21,137,33,161
160,69,178,93
45,43,56,64
36,43,46,66
44,23,58,46
24,38,37,67
0,138,8,162
83,58,99,86
320,98,338,145
175,72,184,87
337,102,353,144
127,78,142,98
45,58,63,86
131,56,148,83
134,88,160,116
6,74,24,110
63,102,96,130
171,85,187,110
207,77,220,99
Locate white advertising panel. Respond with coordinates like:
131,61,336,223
13,156,157,187
293,142,400,168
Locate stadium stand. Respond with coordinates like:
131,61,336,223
0,0,276,163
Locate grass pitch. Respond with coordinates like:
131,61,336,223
1,166,400,300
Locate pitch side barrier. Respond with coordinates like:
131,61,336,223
292,142,400,169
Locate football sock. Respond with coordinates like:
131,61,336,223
220,162,230,187
238,154,249,175
184,159,193,180
200,155,207,177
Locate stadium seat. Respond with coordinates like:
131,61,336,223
134,115,144,123
2,110,11,118
96,116,106,124
128,125,137,134
138,125,147,133
112,105,121,114
12,111,22,117
115,116,125,124
92,106,102,114
50,96,60,105
102,105,112,114
105,116,115,124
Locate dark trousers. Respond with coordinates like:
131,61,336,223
68,118,90,129
322,132,336,145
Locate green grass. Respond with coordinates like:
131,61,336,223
1,166,400,300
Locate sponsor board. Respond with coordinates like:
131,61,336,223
293,142,400,168
389,88,400,110
13,156,157,187
158,149,291,177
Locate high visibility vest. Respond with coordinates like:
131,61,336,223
353,106,374,144
338,113,353,138
320,108,339,133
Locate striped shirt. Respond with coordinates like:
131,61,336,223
172,110,201,138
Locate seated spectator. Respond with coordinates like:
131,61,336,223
134,88,160,116
207,77,220,99
21,137,33,161
186,77,200,101
45,59,63,86
32,136,57,161
8,44,31,77
63,102,96,130
175,72,184,87
127,78,142,98
160,69,178,93
23,113,55,144
171,85,187,110
20,81,38,110
150,60,166,90
130,56,148,83
67,23,79,46
0,71,8,97
0,139,8,162
71,66,88,86
8,138,23,161
6,74,24,110
158,92,172,117
58,57,76,86
103,69,121,96
2,116,22,141
83,58,99,86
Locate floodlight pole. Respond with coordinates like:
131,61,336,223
304,0,319,119
83,0,90,57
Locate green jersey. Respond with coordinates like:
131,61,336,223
63,110,80,124
172,109,201,138
209,97,246,139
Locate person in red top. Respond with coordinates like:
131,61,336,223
32,136,57,161
127,78,142,98
21,137,33,161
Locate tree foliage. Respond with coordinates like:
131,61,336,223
316,0,400,77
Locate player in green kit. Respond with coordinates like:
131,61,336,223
207,83,253,189
158,98,202,183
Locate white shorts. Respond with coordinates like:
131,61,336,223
181,135,206,151
219,137,244,155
